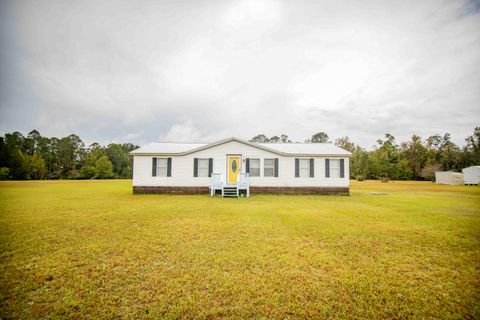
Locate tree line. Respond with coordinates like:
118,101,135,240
250,127,480,180
0,130,138,180
0,127,478,180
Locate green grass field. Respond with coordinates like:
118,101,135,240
0,180,479,319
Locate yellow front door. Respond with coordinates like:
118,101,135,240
227,156,241,184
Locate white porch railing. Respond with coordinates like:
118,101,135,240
210,173,249,197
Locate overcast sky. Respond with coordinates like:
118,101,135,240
0,0,479,148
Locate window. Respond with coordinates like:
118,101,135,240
299,159,310,178
329,159,340,178
156,158,168,177
249,159,260,177
264,159,275,177
198,158,209,177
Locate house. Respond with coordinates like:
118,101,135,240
435,171,464,185
462,166,480,185
130,137,352,196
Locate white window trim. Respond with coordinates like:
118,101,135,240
156,157,168,177
329,159,341,178
249,158,261,178
197,158,209,178
299,159,310,178
264,158,275,177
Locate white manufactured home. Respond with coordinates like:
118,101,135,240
462,166,480,185
131,137,351,196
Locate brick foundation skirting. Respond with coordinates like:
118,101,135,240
133,186,209,195
133,186,349,195
250,186,349,195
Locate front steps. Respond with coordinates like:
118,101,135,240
222,185,239,198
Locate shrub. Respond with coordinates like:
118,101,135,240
0,167,10,180
421,163,442,181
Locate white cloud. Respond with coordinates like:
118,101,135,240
222,0,283,29
160,121,204,142
0,0,479,147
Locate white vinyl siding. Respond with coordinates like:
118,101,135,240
198,158,209,177
329,159,340,178
250,159,260,177
133,140,349,188
299,159,310,178
264,159,275,177
156,158,168,177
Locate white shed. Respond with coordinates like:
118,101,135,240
435,171,464,185
462,166,480,185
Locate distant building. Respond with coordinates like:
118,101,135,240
435,171,464,185
462,166,480,185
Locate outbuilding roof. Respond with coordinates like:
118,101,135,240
131,137,351,157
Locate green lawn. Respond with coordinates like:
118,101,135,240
0,180,479,319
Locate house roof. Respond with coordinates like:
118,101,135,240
130,137,352,157
131,142,207,154
257,143,351,155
